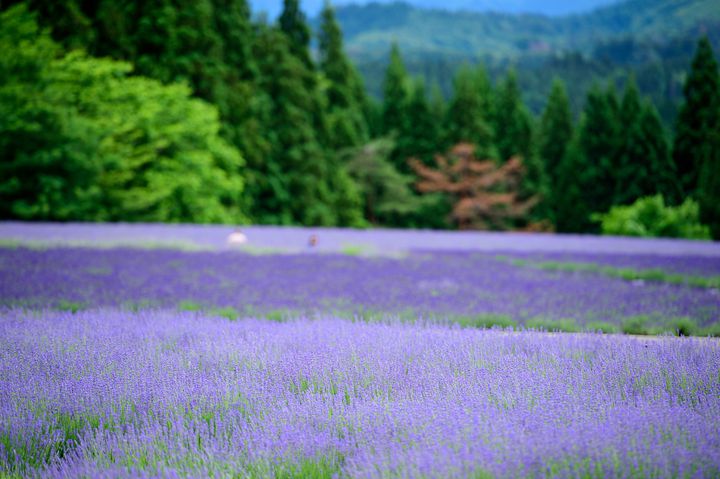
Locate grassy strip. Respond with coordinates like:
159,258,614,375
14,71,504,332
500,257,720,289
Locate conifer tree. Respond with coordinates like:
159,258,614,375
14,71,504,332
318,2,368,148
393,79,442,169
698,131,720,240
539,78,573,184
253,26,361,226
444,65,495,158
553,134,595,233
492,70,533,162
673,36,720,200
613,77,646,205
577,84,620,215
639,100,680,202
381,43,411,136
278,0,312,69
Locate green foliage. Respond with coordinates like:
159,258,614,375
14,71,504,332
585,321,619,334
279,0,313,69
394,78,443,168
492,70,534,162
381,44,411,140
0,6,246,223
341,138,420,225
664,317,699,337
318,3,369,149
252,25,360,226
621,316,651,335
525,317,580,333
673,36,720,199
444,65,495,158
539,78,573,185
595,195,710,240
455,314,517,329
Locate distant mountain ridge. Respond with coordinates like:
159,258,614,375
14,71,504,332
329,0,720,61
251,0,621,18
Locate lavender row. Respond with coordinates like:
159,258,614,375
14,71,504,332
3,221,720,257
501,251,720,278
1,247,718,327
1,309,718,478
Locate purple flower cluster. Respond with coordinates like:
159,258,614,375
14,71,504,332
1,309,718,478
1,247,718,327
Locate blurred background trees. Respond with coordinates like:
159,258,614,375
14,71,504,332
0,0,718,239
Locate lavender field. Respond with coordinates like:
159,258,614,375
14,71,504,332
1,223,720,478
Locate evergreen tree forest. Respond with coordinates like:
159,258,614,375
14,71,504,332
0,1,718,239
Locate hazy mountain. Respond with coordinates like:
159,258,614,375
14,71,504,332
332,0,720,61
316,0,720,123
249,0,620,19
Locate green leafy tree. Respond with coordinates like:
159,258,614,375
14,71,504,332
595,195,710,239
698,129,720,240
0,5,246,223
341,138,419,225
673,36,720,199
444,65,495,158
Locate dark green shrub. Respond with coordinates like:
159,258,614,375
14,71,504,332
585,321,619,334
525,317,579,332
621,315,651,335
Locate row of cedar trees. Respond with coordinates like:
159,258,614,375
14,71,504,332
3,0,719,238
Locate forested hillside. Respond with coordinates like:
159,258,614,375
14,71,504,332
1,0,718,239
330,0,720,123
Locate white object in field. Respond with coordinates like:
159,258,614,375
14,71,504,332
226,230,248,245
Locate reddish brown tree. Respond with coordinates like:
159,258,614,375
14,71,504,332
409,143,537,230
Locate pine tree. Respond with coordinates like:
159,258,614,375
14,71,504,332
394,79,442,169
278,0,312,69
639,100,680,202
673,36,720,200
444,65,495,158
492,70,533,162
698,130,720,240
613,77,646,205
253,26,361,226
381,43,411,136
539,78,573,185
318,2,368,148
577,84,620,215
553,134,595,233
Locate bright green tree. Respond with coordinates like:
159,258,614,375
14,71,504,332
0,5,246,223
673,36,720,200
